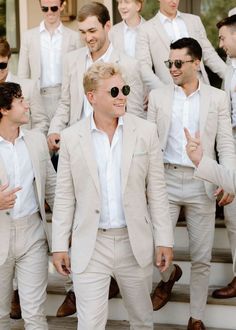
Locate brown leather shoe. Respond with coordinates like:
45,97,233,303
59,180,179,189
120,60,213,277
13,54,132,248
152,264,182,310
212,277,236,298
187,317,206,330
56,290,76,317
10,290,22,320
109,277,120,299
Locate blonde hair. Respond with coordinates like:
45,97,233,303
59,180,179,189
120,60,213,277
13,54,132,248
83,62,124,93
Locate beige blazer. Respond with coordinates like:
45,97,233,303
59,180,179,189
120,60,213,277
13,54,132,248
17,24,81,82
223,65,234,104
109,18,145,54
48,46,145,135
52,113,174,274
0,130,56,266
9,73,48,134
136,12,226,90
147,83,236,199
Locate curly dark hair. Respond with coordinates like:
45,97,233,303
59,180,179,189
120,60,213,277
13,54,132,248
0,82,22,119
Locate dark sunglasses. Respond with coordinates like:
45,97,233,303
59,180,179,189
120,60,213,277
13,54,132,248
164,59,194,69
41,6,59,12
109,85,130,98
0,62,8,70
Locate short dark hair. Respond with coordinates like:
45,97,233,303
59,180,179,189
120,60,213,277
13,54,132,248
0,38,11,59
78,2,110,27
0,82,22,119
39,0,65,5
170,37,202,61
216,14,236,30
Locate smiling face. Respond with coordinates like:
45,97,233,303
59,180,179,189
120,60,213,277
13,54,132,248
117,0,141,22
0,96,29,125
87,74,127,120
78,16,110,59
219,25,236,58
168,47,199,87
159,0,179,18
40,0,63,26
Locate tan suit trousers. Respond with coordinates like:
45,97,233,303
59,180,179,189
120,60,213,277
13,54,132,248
40,85,61,123
163,165,216,320
73,228,153,330
0,213,48,330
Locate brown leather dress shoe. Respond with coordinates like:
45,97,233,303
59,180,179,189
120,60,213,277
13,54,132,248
109,277,120,299
10,290,22,320
187,317,206,330
212,277,236,298
152,264,182,310
56,290,76,317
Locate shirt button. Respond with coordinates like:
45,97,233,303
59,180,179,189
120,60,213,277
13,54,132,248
95,210,100,214
6,211,10,216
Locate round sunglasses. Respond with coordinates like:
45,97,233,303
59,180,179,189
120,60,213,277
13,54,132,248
0,62,8,70
108,85,130,98
41,6,59,13
164,59,194,69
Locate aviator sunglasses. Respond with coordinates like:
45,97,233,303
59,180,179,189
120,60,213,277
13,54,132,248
105,85,130,98
41,5,59,12
0,62,8,70
164,59,194,69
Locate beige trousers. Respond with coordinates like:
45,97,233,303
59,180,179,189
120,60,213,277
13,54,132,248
163,165,216,320
0,213,48,330
73,228,153,330
40,85,61,123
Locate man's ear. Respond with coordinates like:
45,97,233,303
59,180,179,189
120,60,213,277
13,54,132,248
0,107,8,117
86,91,95,105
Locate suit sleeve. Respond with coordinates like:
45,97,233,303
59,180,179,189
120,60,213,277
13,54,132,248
196,16,226,79
146,125,174,247
52,131,75,252
147,90,158,124
194,156,236,194
18,32,30,79
136,27,165,91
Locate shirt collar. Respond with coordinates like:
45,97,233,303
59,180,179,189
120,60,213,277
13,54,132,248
123,16,144,32
231,58,236,69
86,42,114,64
90,113,124,132
39,20,63,34
5,71,12,82
158,10,181,23
174,79,201,97
0,128,24,144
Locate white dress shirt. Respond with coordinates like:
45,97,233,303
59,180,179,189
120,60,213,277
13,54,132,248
164,83,200,167
158,10,189,43
91,114,126,229
0,129,38,219
123,17,144,57
40,21,63,88
230,59,236,127
82,43,114,119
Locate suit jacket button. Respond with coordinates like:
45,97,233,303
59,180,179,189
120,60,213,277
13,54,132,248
6,211,10,215
95,210,100,214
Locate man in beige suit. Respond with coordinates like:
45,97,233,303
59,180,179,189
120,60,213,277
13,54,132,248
185,129,236,282
0,38,48,135
18,0,80,123
136,0,226,91
208,14,236,300
147,37,236,329
0,82,56,329
52,62,174,330
47,2,145,151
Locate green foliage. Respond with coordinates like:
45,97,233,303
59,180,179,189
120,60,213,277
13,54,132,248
200,0,236,48
141,0,159,20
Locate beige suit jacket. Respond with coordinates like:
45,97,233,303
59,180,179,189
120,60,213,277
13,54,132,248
0,130,56,266
48,46,145,134
9,73,48,134
147,83,236,199
109,18,145,54
52,113,174,274
136,12,226,90
17,24,81,82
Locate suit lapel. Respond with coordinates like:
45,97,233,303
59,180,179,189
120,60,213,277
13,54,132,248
33,29,41,78
153,15,171,51
23,131,42,201
181,13,195,36
61,26,70,64
121,115,137,194
162,87,174,149
78,118,101,195
199,84,211,134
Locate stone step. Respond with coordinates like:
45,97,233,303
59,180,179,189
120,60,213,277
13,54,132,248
10,318,231,330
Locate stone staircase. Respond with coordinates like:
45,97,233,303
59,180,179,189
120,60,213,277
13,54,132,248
11,213,236,329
